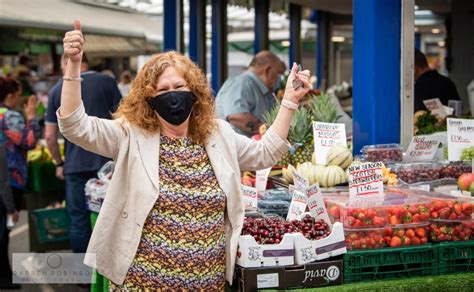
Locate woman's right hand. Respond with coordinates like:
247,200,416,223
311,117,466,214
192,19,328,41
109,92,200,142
63,20,84,64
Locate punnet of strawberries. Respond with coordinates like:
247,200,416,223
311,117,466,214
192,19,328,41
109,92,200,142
241,215,331,245
387,203,431,226
430,199,472,220
345,225,429,250
429,220,473,241
342,206,388,228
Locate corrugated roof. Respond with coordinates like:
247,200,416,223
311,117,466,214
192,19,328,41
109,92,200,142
0,0,163,42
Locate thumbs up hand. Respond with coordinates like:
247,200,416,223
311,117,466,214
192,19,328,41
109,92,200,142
63,20,84,63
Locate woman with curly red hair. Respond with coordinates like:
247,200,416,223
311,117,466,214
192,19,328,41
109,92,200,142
58,20,310,290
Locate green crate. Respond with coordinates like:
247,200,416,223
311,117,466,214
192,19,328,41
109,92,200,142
30,207,70,244
438,241,474,274
343,245,438,283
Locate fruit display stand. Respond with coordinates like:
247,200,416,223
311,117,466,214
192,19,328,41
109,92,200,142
26,161,68,252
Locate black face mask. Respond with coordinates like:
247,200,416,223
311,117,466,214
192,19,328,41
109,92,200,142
148,91,196,125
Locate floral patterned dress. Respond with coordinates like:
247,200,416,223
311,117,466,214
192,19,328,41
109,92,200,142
112,135,226,290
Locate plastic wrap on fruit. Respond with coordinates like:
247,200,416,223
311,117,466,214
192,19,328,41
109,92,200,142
98,161,115,182
85,178,109,200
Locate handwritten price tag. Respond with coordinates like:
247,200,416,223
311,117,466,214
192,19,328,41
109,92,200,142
313,122,347,165
306,183,332,227
348,162,384,205
423,98,447,118
447,118,474,161
405,135,441,162
291,168,309,190
286,189,308,221
255,167,272,193
241,185,258,208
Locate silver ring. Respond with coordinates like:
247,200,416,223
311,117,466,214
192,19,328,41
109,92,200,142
69,42,74,48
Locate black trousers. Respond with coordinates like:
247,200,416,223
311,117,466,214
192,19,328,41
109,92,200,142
0,203,12,282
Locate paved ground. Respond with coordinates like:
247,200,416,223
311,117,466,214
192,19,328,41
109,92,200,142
7,211,90,292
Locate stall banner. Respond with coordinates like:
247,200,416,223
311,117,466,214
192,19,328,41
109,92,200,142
241,185,258,208
312,122,347,165
306,183,332,228
348,162,384,206
404,135,441,162
255,167,272,193
447,118,474,161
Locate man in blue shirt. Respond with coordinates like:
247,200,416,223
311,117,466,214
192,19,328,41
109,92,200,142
216,51,285,137
45,54,121,254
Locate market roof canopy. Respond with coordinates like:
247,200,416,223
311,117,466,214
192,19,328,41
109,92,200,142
0,0,163,43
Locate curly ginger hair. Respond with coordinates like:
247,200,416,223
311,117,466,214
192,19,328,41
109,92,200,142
114,51,216,144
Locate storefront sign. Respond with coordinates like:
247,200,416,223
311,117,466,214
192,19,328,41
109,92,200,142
405,135,441,162
313,122,347,165
348,162,384,205
241,185,258,208
255,167,272,193
447,118,474,161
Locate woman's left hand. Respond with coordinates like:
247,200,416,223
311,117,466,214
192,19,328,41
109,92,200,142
282,63,311,103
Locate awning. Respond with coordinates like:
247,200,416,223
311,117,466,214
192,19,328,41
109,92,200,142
0,0,163,43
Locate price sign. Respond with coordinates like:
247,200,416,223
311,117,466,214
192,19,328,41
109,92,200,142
290,168,309,190
255,167,272,193
286,189,308,221
447,118,474,161
405,135,441,162
313,122,347,165
348,162,384,205
423,98,447,118
241,185,258,208
306,183,332,227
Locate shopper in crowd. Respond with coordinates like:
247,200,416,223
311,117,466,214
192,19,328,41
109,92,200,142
414,49,461,112
0,144,20,290
0,77,40,210
216,50,286,137
118,70,133,96
45,52,122,255
58,20,309,289
12,55,36,98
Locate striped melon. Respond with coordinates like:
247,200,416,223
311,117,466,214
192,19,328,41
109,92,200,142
318,165,348,187
326,145,353,170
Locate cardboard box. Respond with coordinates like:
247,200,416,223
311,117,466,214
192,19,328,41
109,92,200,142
293,222,347,265
237,233,295,268
235,259,343,291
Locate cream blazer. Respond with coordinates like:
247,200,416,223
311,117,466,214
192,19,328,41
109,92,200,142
57,103,289,285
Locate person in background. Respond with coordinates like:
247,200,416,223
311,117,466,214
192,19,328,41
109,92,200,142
414,49,461,112
58,20,309,289
0,144,20,290
216,51,286,137
45,53,122,255
118,70,133,96
0,77,40,211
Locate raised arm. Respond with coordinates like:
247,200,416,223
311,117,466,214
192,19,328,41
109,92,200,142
236,63,311,170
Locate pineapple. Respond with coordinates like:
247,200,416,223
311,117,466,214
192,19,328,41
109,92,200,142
310,93,339,123
288,106,313,165
263,103,292,166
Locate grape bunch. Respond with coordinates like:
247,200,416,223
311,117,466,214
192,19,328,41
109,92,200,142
241,214,331,244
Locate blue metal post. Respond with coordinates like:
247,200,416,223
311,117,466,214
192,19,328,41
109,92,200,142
254,0,269,53
189,0,206,70
289,4,301,65
163,0,183,52
352,0,401,154
211,0,227,94
316,11,328,89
